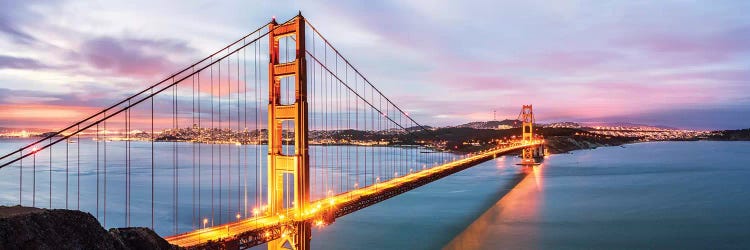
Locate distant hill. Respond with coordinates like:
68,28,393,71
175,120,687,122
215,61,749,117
706,128,750,140
405,125,433,132
578,122,677,130
455,119,520,129
543,122,582,128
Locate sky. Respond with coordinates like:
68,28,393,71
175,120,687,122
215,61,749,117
0,0,749,130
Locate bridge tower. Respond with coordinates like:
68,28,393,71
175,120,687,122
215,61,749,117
267,14,311,250
519,105,537,165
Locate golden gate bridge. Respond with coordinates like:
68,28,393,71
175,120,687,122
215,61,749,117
0,13,544,249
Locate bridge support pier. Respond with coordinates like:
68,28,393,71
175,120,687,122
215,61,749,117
267,222,311,250
267,14,311,250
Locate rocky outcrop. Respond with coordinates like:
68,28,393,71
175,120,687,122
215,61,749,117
0,205,179,250
110,227,176,250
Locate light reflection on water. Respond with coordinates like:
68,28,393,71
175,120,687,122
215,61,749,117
442,141,750,250
3,140,749,249
312,141,750,250
444,165,543,250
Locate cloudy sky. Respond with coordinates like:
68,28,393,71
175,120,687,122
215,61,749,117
1,0,749,130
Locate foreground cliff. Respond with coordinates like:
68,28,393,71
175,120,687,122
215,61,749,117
0,205,177,250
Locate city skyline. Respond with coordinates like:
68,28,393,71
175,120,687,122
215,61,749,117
1,1,749,130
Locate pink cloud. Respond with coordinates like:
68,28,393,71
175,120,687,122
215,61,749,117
498,50,623,72
79,37,177,78
617,25,750,64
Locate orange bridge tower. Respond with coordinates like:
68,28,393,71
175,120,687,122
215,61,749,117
267,14,310,250
518,105,541,165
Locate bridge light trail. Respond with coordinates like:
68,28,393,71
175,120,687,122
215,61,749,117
161,142,543,248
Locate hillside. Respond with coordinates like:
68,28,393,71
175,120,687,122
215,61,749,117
454,119,520,129
705,128,750,141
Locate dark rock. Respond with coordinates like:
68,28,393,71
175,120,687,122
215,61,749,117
110,227,177,250
0,205,123,250
0,205,180,250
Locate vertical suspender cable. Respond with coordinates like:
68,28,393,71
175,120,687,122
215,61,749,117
151,87,155,229
218,57,222,224
227,51,232,218
173,79,178,234
77,125,80,210
104,112,107,228
192,68,196,229
66,130,69,209
253,41,259,215
197,70,202,226
227,53,232,219
211,59,215,226
19,152,22,205
96,122,99,218
33,147,36,207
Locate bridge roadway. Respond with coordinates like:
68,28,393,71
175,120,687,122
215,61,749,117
164,141,543,249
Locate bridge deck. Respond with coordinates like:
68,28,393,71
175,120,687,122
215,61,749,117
164,142,542,249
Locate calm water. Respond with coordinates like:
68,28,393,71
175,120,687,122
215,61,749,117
0,138,451,236
2,140,749,249
311,141,750,249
